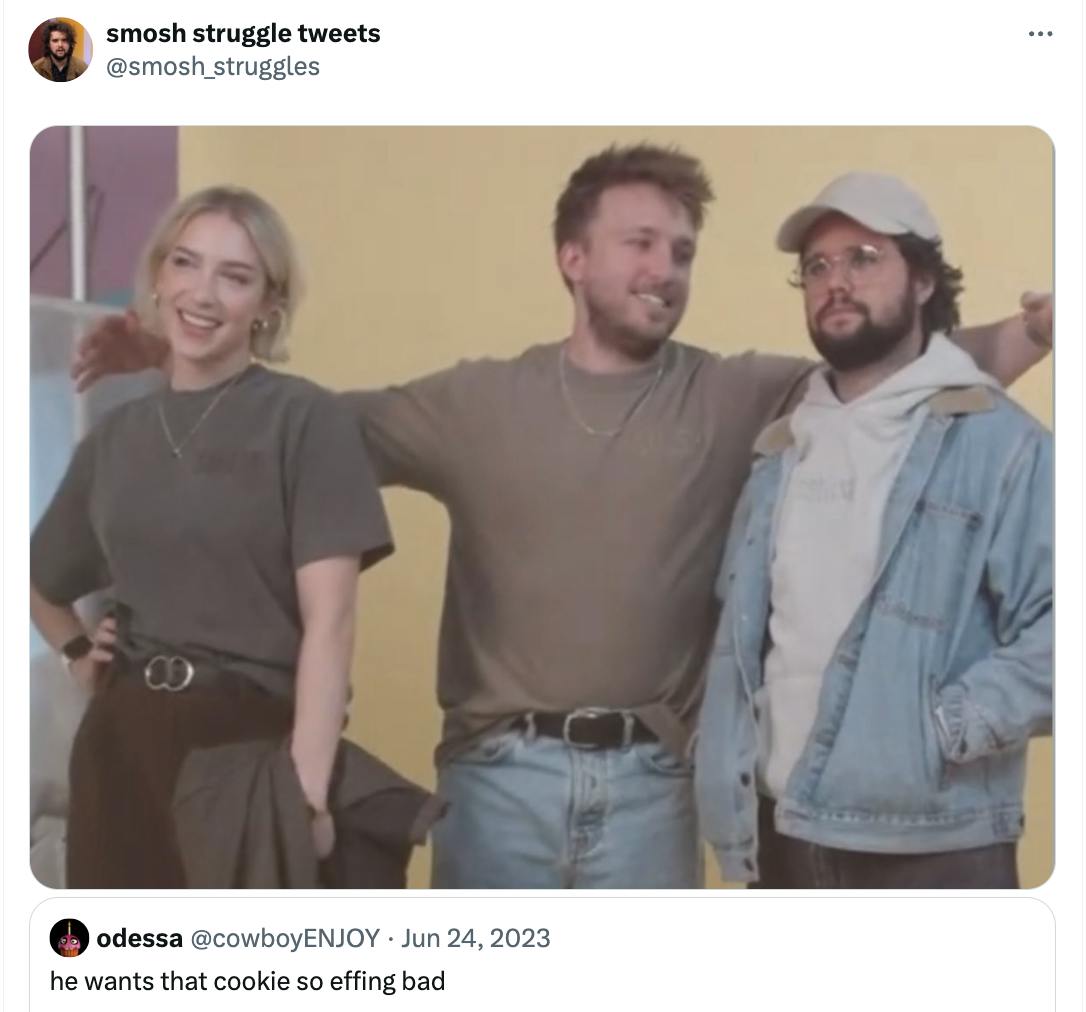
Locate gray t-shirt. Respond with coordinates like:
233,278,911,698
343,341,812,760
31,364,392,696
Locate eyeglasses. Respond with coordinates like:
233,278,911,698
789,244,888,289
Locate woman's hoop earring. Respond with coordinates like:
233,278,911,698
252,305,285,337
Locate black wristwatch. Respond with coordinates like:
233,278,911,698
60,633,93,673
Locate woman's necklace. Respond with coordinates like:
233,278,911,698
157,369,246,459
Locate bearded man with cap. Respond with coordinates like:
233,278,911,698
695,172,1053,888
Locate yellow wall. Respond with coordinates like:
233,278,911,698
57,18,90,63
179,127,1054,888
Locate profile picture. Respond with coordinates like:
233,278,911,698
30,18,91,82
49,918,89,957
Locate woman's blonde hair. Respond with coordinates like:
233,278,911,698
133,186,302,362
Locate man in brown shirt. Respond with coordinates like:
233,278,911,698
73,144,1051,888
32,21,88,82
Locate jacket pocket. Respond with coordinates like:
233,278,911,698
924,672,950,791
808,663,947,816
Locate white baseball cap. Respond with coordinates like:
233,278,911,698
776,172,941,252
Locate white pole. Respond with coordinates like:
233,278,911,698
68,125,87,301
68,126,90,437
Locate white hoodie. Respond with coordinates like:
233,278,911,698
757,334,1001,799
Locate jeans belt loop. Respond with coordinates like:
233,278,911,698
521,712,537,743
143,653,196,692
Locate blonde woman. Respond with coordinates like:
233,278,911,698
30,187,392,887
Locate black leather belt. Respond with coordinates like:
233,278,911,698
105,603,290,697
113,652,246,693
516,710,656,749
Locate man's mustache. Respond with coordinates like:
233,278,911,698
816,298,869,325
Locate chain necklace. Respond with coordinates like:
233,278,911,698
157,368,246,459
558,342,667,438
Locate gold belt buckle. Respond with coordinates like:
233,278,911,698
143,654,196,692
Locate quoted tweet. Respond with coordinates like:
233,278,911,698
31,896,1054,1009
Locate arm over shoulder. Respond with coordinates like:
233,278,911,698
337,361,476,495
708,350,815,434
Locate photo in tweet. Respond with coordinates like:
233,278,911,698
28,125,1053,891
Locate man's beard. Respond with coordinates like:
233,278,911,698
584,289,680,363
808,288,917,372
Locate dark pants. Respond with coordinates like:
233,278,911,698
752,796,1019,889
67,674,293,888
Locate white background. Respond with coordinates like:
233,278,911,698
3,2,1082,1010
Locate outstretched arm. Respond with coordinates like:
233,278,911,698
950,292,1052,386
340,363,471,495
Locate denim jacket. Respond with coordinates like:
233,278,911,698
694,386,1052,882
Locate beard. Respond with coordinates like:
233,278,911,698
584,288,682,363
808,287,918,372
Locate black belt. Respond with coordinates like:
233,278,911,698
106,602,290,696
516,710,656,749
113,651,249,693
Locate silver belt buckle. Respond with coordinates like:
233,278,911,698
562,707,635,750
144,654,196,692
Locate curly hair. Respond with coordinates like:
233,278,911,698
892,233,964,337
43,20,76,51
553,143,714,250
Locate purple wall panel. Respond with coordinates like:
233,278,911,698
30,126,178,303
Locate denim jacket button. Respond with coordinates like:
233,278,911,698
739,772,752,787
743,858,754,872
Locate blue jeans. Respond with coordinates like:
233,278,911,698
431,728,702,888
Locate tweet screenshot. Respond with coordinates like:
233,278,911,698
4,1,1081,1009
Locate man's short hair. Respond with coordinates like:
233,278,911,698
553,143,714,249
44,20,76,50
892,234,964,337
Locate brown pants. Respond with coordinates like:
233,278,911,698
750,795,1019,889
67,675,292,888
